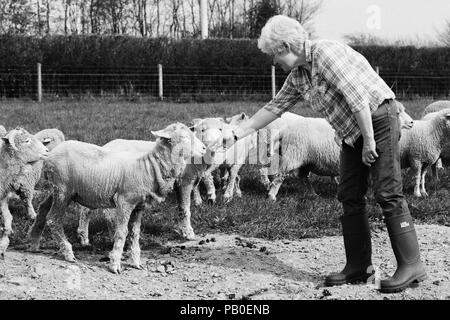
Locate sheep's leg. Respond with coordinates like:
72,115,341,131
103,208,115,239
26,197,37,220
176,180,196,240
259,167,271,190
220,168,230,190
46,193,75,262
28,194,54,251
223,165,241,203
202,170,217,205
192,180,203,207
267,173,286,202
298,170,319,198
77,207,92,247
411,160,422,197
234,174,242,198
0,199,13,258
128,206,144,270
420,165,429,197
108,198,135,274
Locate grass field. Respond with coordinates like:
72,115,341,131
1,97,449,249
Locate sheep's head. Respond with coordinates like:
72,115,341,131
34,128,65,151
2,127,49,163
225,112,249,126
190,117,231,153
396,102,414,130
152,122,206,160
438,108,450,134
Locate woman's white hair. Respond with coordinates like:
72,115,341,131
258,15,309,55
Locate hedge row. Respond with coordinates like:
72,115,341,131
0,35,449,98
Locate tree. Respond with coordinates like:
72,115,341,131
343,32,387,46
247,0,280,38
281,0,322,36
438,20,450,46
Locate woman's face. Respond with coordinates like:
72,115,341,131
272,44,304,72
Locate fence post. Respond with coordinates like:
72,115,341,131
158,64,163,100
37,63,42,102
271,65,276,99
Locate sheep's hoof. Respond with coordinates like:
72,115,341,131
63,254,77,263
414,192,422,198
130,263,145,270
79,238,90,247
183,232,197,241
421,191,429,197
108,263,122,275
265,194,277,202
193,199,203,207
27,243,42,253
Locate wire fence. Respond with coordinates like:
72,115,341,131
0,64,449,101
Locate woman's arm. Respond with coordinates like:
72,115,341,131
353,105,378,167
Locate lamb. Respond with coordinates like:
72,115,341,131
4,128,65,220
422,100,450,116
421,100,450,182
196,113,259,203
258,102,414,201
400,108,450,197
77,118,230,245
261,113,341,201
0,127,49,257
28,123,206,273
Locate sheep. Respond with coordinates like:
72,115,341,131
257,102,414,201
0,127,49,257
77,118,230,245
28,123,206,274
421,100,450,183
4,128,65,220
195,113,259,203
422,100,450,117
400,108,450,197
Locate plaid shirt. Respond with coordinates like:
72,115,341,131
264,39,395,146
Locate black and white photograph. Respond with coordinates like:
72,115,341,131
0,0,449,305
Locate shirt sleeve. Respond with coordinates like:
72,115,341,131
263,69,304,117
316,42,371,113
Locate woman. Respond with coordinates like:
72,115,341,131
225,15,427,293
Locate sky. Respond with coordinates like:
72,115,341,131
314,0,449,42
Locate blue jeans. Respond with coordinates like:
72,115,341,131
337,100,410,218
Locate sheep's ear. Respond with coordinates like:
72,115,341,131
191,118,203,127
151,129,172,140
3,129,20,150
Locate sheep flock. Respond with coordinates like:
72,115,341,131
0,100,449,273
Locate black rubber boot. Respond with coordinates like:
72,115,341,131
325,214,374,286
379,214,427,293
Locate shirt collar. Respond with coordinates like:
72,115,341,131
304,39,312,63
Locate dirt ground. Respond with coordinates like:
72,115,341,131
0,224,448,300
